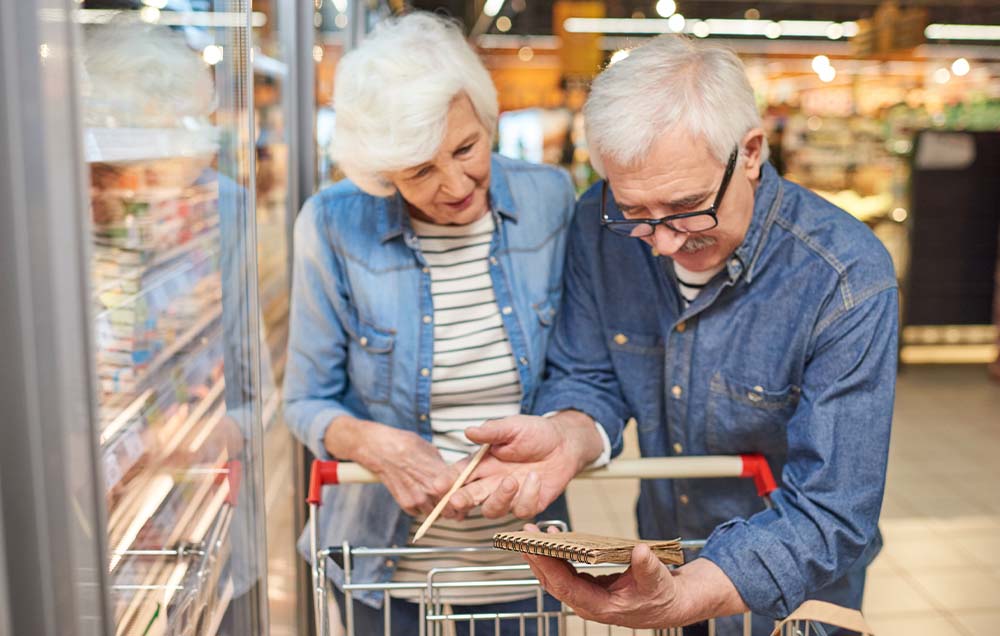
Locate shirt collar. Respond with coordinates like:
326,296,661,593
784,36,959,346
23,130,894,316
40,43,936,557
726,161,784,284
378,154,519,244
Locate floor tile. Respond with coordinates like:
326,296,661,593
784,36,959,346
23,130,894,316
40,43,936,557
883,536,981,571
952,610,1000,636
863,572,938,616
948,533,1000,568
908,570,1000,612
866,612,967,636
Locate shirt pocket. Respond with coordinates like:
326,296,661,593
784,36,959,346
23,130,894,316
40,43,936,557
606,328,664,431
705,372,800,455
345,317,395,405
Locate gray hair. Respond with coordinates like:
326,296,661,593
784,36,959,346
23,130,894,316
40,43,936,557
584,35,768,176
331,12,499,196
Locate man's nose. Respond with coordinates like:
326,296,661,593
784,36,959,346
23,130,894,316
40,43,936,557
646,224,688,256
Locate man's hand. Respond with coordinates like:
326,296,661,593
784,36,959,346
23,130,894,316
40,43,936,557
324,416,458,517
439,411,604,520
521,524,748,629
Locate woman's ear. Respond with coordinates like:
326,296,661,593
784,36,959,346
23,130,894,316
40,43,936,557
740,128,766,181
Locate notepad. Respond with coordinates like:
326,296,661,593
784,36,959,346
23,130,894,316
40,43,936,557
493,531,685,566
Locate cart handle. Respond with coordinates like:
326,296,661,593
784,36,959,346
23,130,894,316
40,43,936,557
307,453,777,505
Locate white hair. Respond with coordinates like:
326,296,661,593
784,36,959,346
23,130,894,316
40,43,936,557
584,35,768,176
331,12,498,196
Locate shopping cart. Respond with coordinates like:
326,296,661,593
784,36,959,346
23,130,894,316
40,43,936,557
307,454,867,636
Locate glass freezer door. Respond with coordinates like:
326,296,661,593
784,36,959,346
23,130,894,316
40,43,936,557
79,2,269,634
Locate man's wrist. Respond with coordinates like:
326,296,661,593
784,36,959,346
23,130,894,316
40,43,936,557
546,410,603,472
670,559,749,625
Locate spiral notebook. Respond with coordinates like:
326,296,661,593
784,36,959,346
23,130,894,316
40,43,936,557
493,531,684,565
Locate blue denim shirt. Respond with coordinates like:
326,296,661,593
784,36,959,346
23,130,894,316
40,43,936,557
283,154,576,606
534,163,898,624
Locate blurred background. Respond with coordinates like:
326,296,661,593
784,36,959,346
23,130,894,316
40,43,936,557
0,1,998,635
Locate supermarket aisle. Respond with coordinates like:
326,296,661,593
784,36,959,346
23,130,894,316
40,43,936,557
565,364,1000,635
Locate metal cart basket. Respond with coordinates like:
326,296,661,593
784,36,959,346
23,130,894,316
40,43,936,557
307,454,855,636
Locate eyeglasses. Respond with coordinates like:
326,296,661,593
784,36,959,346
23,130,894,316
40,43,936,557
600,145,739,238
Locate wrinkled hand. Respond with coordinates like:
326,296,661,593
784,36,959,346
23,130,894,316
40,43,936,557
439,412,602,520
520,524,686,629
325,418,457,517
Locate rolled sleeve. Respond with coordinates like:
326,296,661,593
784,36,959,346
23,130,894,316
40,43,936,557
283,196,363,460
700,286,898,618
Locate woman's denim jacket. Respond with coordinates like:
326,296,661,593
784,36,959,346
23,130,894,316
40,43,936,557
284,154,576,607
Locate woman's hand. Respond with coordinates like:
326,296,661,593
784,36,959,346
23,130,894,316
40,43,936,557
324,416,458,517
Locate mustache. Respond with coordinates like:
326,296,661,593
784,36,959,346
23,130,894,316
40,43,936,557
679,235,718,253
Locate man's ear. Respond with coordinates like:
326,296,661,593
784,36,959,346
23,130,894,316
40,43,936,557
740,128,766,181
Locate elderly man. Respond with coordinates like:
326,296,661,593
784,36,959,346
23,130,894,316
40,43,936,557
440,35,898,634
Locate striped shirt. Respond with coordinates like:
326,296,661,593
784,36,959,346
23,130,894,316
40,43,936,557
391,212,533,602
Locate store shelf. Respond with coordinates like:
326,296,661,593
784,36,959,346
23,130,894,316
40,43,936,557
85,127,220,164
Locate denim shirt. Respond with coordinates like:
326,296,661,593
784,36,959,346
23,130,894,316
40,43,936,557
534,163,898,623
283,154,576,606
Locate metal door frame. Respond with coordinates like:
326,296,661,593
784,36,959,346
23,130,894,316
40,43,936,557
0,1,113,634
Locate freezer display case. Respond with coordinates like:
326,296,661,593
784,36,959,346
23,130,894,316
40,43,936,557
79,4,270,634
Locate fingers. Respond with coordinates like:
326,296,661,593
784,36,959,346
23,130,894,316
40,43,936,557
629,544,669,595
512,471,542,519
480,475,519,518
524,553,608,621
464,418,521,446
443,477,498,517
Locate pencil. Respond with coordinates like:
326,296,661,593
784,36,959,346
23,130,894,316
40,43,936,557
412,443,491,543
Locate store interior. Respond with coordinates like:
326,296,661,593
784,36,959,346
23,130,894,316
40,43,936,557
1,0,999,635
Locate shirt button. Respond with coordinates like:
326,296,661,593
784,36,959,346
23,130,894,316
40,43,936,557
419,414,428,421
671,385,683,398
613,333,629,345
673,442,683,454
519,356,528,366
676,321,686,333
359,336,368,346
422,267,429,274
748,386,764,402
490,256,498,266
420,368,430,377
422,315,432,324
679,494,690,505
502,306,512,315
730,258,740,268
384,559,395,567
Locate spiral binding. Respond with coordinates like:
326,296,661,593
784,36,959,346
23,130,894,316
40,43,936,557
492,534,598,562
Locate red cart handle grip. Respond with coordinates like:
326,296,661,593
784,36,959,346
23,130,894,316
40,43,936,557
740,453,778,497
307,460,341,505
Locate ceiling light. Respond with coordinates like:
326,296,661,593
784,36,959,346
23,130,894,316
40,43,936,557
925,24,1000,41
933,67,951,84
202,45,224,65
811,55,830,72
139,6,160,22
692,20,710,38
668,13,685,33
818,66,836,82
496,16,512,32
484,0,505,18
609,49,630,65
951,57,970,76
655,0,676,19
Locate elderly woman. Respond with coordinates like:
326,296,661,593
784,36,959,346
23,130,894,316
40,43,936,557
283,12,577,635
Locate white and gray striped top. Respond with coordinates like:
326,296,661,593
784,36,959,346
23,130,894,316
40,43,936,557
390,212,532,603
